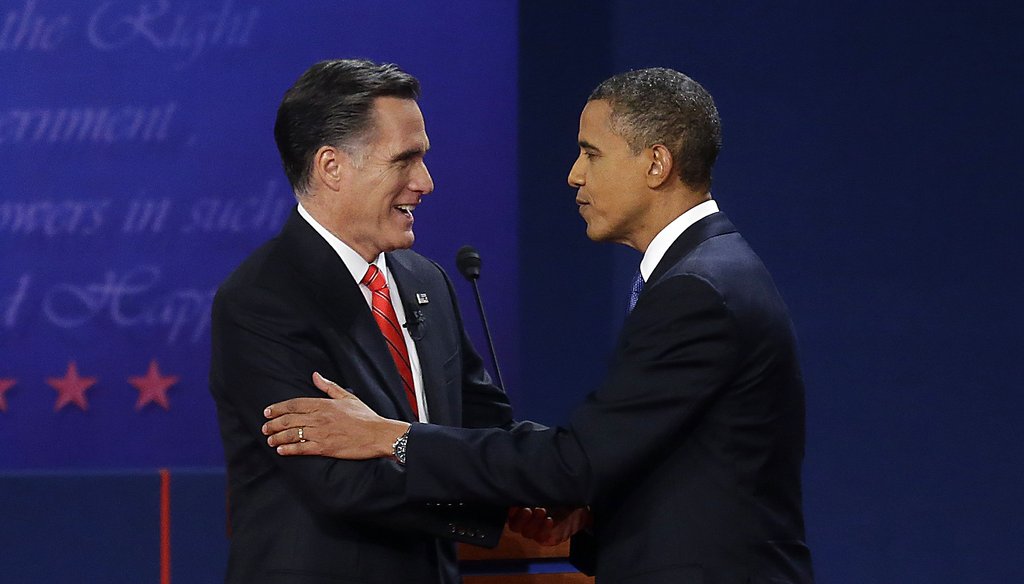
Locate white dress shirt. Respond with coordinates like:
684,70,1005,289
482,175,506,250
639,199,720,282
297,203,429,422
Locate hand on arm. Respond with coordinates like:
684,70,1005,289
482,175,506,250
263,372,409,460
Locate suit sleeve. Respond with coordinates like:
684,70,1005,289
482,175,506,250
403,274,739,506
210,284,502,544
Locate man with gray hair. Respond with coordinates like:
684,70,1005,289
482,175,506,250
209,59,517,584
264,67,814,583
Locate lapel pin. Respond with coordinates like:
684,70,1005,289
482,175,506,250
416,293,429,305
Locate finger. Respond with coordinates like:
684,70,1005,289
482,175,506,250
267,426,307,448
520,510,553,540
507,506,540,528
507,507,534,532
312,371,351,399
511,507,544,533
540,509,589,545
264,397,323,418
274,441,321,456
262,412,307,435
524,517,554,541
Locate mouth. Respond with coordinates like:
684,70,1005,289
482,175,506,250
394,203,417,219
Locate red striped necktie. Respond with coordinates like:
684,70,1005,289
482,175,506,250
361,264,418,418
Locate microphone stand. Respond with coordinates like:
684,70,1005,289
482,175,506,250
470,277,504,391
456,245,505,391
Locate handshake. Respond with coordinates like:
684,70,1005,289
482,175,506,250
506,506,592,546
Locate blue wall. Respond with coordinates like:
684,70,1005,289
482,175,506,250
517,2,1024,582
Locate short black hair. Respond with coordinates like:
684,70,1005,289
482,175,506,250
590,68,721,191
274,59,420,194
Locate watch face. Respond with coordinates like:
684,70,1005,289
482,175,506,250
393,431,409,465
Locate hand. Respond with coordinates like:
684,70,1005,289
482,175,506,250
262,372,409,459
507,506,591,546
507,507,552,541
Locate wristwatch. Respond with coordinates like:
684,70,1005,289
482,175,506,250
392,427,410,465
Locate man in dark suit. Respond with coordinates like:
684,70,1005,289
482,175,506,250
263,67,814,583
209,59,515,584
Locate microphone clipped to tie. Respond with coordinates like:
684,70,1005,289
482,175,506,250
455,245,505,390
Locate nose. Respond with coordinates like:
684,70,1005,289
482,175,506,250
567,154,585,187
410,160,434,195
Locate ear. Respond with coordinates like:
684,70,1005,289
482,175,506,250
311,145,348,192
645,144,673,188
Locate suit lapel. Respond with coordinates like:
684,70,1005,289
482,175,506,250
387,252,455,427
647,211,738,286
278,210,416,421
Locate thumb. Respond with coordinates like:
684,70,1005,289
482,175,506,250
312,371,350,399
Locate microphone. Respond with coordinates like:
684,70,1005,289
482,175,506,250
455,245,505,390
403,310,426,341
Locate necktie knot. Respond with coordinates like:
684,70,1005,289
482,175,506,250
362,264,386,292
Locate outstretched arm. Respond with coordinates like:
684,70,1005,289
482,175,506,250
265,375,591,544
264,275,739,509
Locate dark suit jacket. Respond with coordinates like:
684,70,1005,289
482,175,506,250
403,212,813,584
209,210,514,584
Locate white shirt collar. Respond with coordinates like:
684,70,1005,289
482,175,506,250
639,199,720,281
297,203,387,285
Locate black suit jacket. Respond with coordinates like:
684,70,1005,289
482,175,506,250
209,210,514,584
403,213,813,583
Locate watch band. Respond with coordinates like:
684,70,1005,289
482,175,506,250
392,427,410,465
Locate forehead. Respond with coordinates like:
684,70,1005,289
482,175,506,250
367,97,428,145
578,99,622,142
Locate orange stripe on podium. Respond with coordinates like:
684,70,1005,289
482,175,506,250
159,468,171,584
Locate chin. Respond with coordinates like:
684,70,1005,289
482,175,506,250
389,234,415,251
585,225,610,243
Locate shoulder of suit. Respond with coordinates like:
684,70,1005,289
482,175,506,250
217,237,282,291
216,232,317,303
388,248,447,277
650,232,759,294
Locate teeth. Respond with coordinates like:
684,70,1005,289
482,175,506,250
395,205,415,213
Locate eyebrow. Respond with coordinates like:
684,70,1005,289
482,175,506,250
391,145,428,163
578,139,601,152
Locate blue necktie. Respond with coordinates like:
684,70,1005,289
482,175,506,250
627,270,645,314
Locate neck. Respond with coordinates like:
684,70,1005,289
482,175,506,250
298,196,380,263
631,188,710,252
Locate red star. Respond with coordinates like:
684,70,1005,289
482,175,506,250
47,362,97,411
128,360,179,411
0,378,16,412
